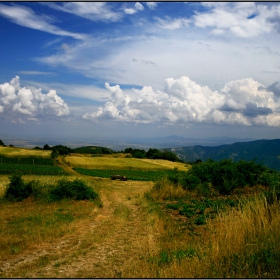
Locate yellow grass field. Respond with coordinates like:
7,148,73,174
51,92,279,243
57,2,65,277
0,147,51,157
64,155,190,171
140,159,189,171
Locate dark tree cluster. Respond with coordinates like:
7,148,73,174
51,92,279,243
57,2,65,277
168,158,279,195
51,145,73,158
124,147,182,162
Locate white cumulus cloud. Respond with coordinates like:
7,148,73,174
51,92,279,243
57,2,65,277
83,76,280,127
0,76,70,119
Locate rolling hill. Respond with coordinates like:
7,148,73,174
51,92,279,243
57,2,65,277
72,146,114,154
168,139,280,171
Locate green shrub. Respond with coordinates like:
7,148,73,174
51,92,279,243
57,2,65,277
49,179,98,201
166,203,181,210
3,176,100,203
177,159,274,195
196,182,212,197
194,215,206,225
179,203,196,218
183,174,200,190
4,174,32,201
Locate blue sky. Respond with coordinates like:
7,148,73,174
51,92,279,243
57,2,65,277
1,2,280,145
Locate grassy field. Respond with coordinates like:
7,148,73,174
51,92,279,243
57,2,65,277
0,175,102,259
65,155,189,171
74,168,187,181
0,146,51,158
0,146,279,278
0,164,66,175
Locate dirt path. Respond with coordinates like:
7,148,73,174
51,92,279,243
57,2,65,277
56,156,79,175
0,178,159,278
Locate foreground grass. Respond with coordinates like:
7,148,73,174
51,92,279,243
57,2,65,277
1,173,279,278
0,199,98,259
123,182,280,278
0,175,101,261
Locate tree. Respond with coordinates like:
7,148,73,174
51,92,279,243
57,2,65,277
43,144,51,150
0,140,5,146
51,145,73,158
33,146,42,150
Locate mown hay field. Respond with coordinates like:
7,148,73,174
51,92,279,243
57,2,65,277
0,147,51,158
65,155,190,171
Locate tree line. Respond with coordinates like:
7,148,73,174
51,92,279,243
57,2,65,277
124,147,183,162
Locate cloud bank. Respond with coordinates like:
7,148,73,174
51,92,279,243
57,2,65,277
0,76,69,121
83,76,280,127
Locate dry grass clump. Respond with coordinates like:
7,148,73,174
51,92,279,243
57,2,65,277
149,176,186,200
0,175,10,197
202,195,280,277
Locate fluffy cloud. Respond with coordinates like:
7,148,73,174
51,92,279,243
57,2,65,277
83,76,280,127
0,76,69,119
267,81,280,96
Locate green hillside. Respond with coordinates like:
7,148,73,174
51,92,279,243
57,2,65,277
72,146,114,155
169,139,280,171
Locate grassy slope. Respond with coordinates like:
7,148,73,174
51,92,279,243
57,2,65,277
65,155,189,171
0,147,51,158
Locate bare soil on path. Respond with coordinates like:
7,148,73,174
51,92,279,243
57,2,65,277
0,177,159,278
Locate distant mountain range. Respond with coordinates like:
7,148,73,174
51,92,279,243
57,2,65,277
167,139,280,171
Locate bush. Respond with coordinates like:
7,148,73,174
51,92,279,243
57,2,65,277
49,179,99,201
180,159,273,195
3,176,100,203
4,174,32,201
194,215,206,225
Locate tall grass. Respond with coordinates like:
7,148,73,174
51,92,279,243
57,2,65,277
126,180,280,278
203,195,280,278
149,176,186,200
